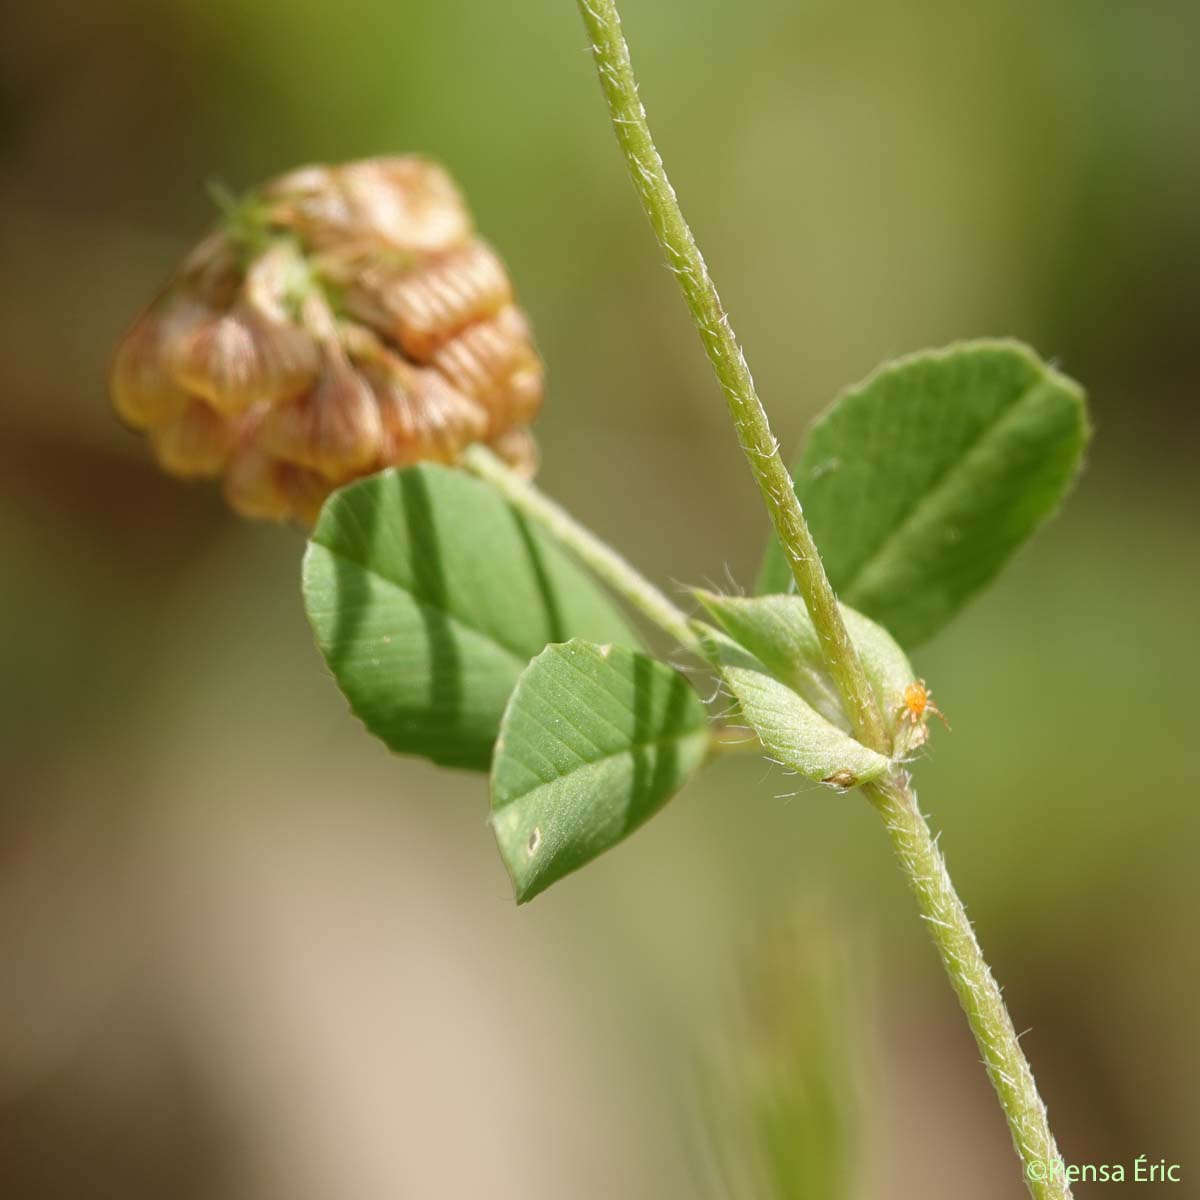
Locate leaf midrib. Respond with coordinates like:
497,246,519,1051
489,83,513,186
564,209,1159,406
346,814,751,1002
494,726,708,810
833,373,1062,600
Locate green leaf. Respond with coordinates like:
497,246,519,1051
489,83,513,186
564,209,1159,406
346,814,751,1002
695,590,924,757
698,627,891,789
303,466,638,772
757,340,1089,646
491,639,709,903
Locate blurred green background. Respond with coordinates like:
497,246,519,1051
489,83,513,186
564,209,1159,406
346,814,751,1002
2,0,1198,1195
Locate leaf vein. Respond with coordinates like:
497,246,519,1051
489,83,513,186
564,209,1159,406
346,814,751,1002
837,374,1059,598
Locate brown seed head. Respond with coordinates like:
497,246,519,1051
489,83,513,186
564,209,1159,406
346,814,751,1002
110,156,544,523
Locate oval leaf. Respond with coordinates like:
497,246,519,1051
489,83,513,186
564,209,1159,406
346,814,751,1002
491,639,709,903
757,340,1089,646
303,466,638,771
696,590,924,757
699,627,891,789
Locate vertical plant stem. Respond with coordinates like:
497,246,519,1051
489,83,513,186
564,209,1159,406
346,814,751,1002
574,0,886,754
571,2,1072,1195
461,444,700,652
866,775,1071,1199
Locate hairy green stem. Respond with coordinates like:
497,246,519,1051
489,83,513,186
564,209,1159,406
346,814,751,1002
572,1,1070,1194
462,444,700,652
574,0,886,754
866,775,1071,1199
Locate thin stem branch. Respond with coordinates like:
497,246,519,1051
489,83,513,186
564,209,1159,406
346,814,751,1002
462,444,700,652
866,776,1071,1199
574,0,886,754
464,445,760,763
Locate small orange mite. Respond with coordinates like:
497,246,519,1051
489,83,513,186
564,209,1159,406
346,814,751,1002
900,679,950,729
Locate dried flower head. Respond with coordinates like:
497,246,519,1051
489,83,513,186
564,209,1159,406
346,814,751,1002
111,156,545,523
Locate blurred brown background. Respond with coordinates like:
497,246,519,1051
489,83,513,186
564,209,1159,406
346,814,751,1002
2,0,1197,1196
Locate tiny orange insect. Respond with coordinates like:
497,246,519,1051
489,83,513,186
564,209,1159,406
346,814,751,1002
899,679,950,729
